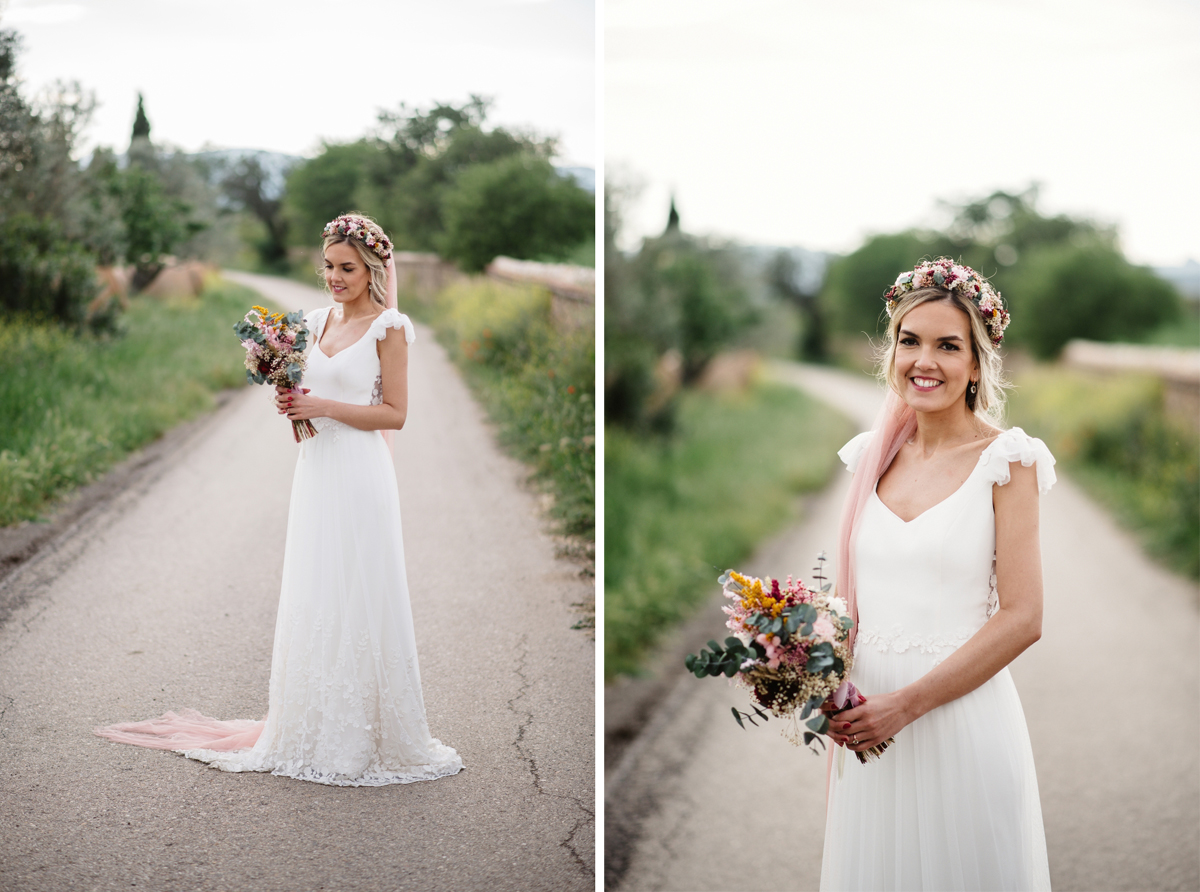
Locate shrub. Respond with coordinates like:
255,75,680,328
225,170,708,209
431,278,594,538
0,215,99,328
1007,367,1198,578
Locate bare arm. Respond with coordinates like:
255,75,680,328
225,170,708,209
276,327,409,431
829,461,1044,751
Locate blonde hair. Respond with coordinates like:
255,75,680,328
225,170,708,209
878,287,1007,425
320,213,389,307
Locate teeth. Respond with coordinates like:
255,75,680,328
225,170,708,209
913,378,941,387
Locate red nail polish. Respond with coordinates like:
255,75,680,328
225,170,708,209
843,723,852,730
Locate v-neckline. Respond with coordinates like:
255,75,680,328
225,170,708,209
872,437,998,525
316,308,381,360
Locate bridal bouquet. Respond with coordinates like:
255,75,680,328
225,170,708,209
234,305,317,443
685,555,892,763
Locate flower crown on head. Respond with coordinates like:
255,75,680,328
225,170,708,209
321,214,393,262
883,258,1010,346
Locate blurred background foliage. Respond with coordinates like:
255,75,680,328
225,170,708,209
0,26,594,331
605,173,1198,677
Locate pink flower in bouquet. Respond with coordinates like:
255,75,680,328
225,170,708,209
812,616,838,642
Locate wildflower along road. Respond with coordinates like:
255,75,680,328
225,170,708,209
607,361,1199,892
0,272,594,892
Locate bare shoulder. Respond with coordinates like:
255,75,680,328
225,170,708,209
992,457,1039,515
376,321,409,357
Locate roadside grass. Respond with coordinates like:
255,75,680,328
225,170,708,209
605,383,855,678
1006,366,1199,579
419,277,595,544
0,279,257,525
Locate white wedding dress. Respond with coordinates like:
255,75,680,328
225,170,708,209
820,428,1054,891
182,306,462,786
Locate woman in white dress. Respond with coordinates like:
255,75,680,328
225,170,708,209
819,259,1053,890
96,214,462,787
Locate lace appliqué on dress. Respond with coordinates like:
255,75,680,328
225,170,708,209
371,374,383,406
310,416,350,443
987,556,1000,619
857,625,981,666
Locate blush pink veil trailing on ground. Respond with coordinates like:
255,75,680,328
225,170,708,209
95,709,264,752
380,256,398,452
836,388,917,653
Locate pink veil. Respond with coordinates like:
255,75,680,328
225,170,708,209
380,256,398,453
827,387,915,797
836,388,916,651
95,709,264,752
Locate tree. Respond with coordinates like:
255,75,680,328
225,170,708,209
131,92,150,140
819,230,955,338
1010,242,1180,358
284,140,374,242
0,30,37,215
605,187,755,430
284,97,559,256
120,165,193,291
767,248,828,360
220,152,292,270
439,154,593,271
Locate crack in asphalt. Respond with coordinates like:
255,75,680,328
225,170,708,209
507,633,595,879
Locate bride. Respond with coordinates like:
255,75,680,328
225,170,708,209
96,213,463,787
820,259,1053,890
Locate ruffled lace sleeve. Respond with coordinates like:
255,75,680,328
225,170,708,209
303,306,332,341
368,308,416,345
838,431,874,474
979,427,1057,495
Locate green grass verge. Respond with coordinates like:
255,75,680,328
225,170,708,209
605,383,855,678
418,277,594,541
1006,366,1199,579
0,279,259,525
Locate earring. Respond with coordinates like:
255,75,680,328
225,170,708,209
969,382,978,394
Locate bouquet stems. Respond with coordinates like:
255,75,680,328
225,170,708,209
286,386,318,443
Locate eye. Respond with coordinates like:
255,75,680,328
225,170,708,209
940,342,960,351
899,336,917,347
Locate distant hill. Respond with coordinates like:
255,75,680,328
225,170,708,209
557,166,595,194
190,148,302,200
1153,259,1200,301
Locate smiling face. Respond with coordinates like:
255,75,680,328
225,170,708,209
323,241,371,306
891,299,980,415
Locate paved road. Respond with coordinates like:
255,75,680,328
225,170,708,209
607,361,1199,892
0,271,595,892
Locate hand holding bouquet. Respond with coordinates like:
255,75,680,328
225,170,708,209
685,555,892,763
234,305,317,443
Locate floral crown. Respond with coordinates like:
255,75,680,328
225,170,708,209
883,258,1010,346
321,215,393,262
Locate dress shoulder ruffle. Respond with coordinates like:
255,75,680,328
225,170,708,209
978,426,1057,494
304,306,333,339
368,308,416,346
838,431,874,474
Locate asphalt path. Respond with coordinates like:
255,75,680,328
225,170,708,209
606,360,1199,892
0,271,595,892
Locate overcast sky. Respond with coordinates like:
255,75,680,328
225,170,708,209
3,0,595,165
607,0,1199,267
